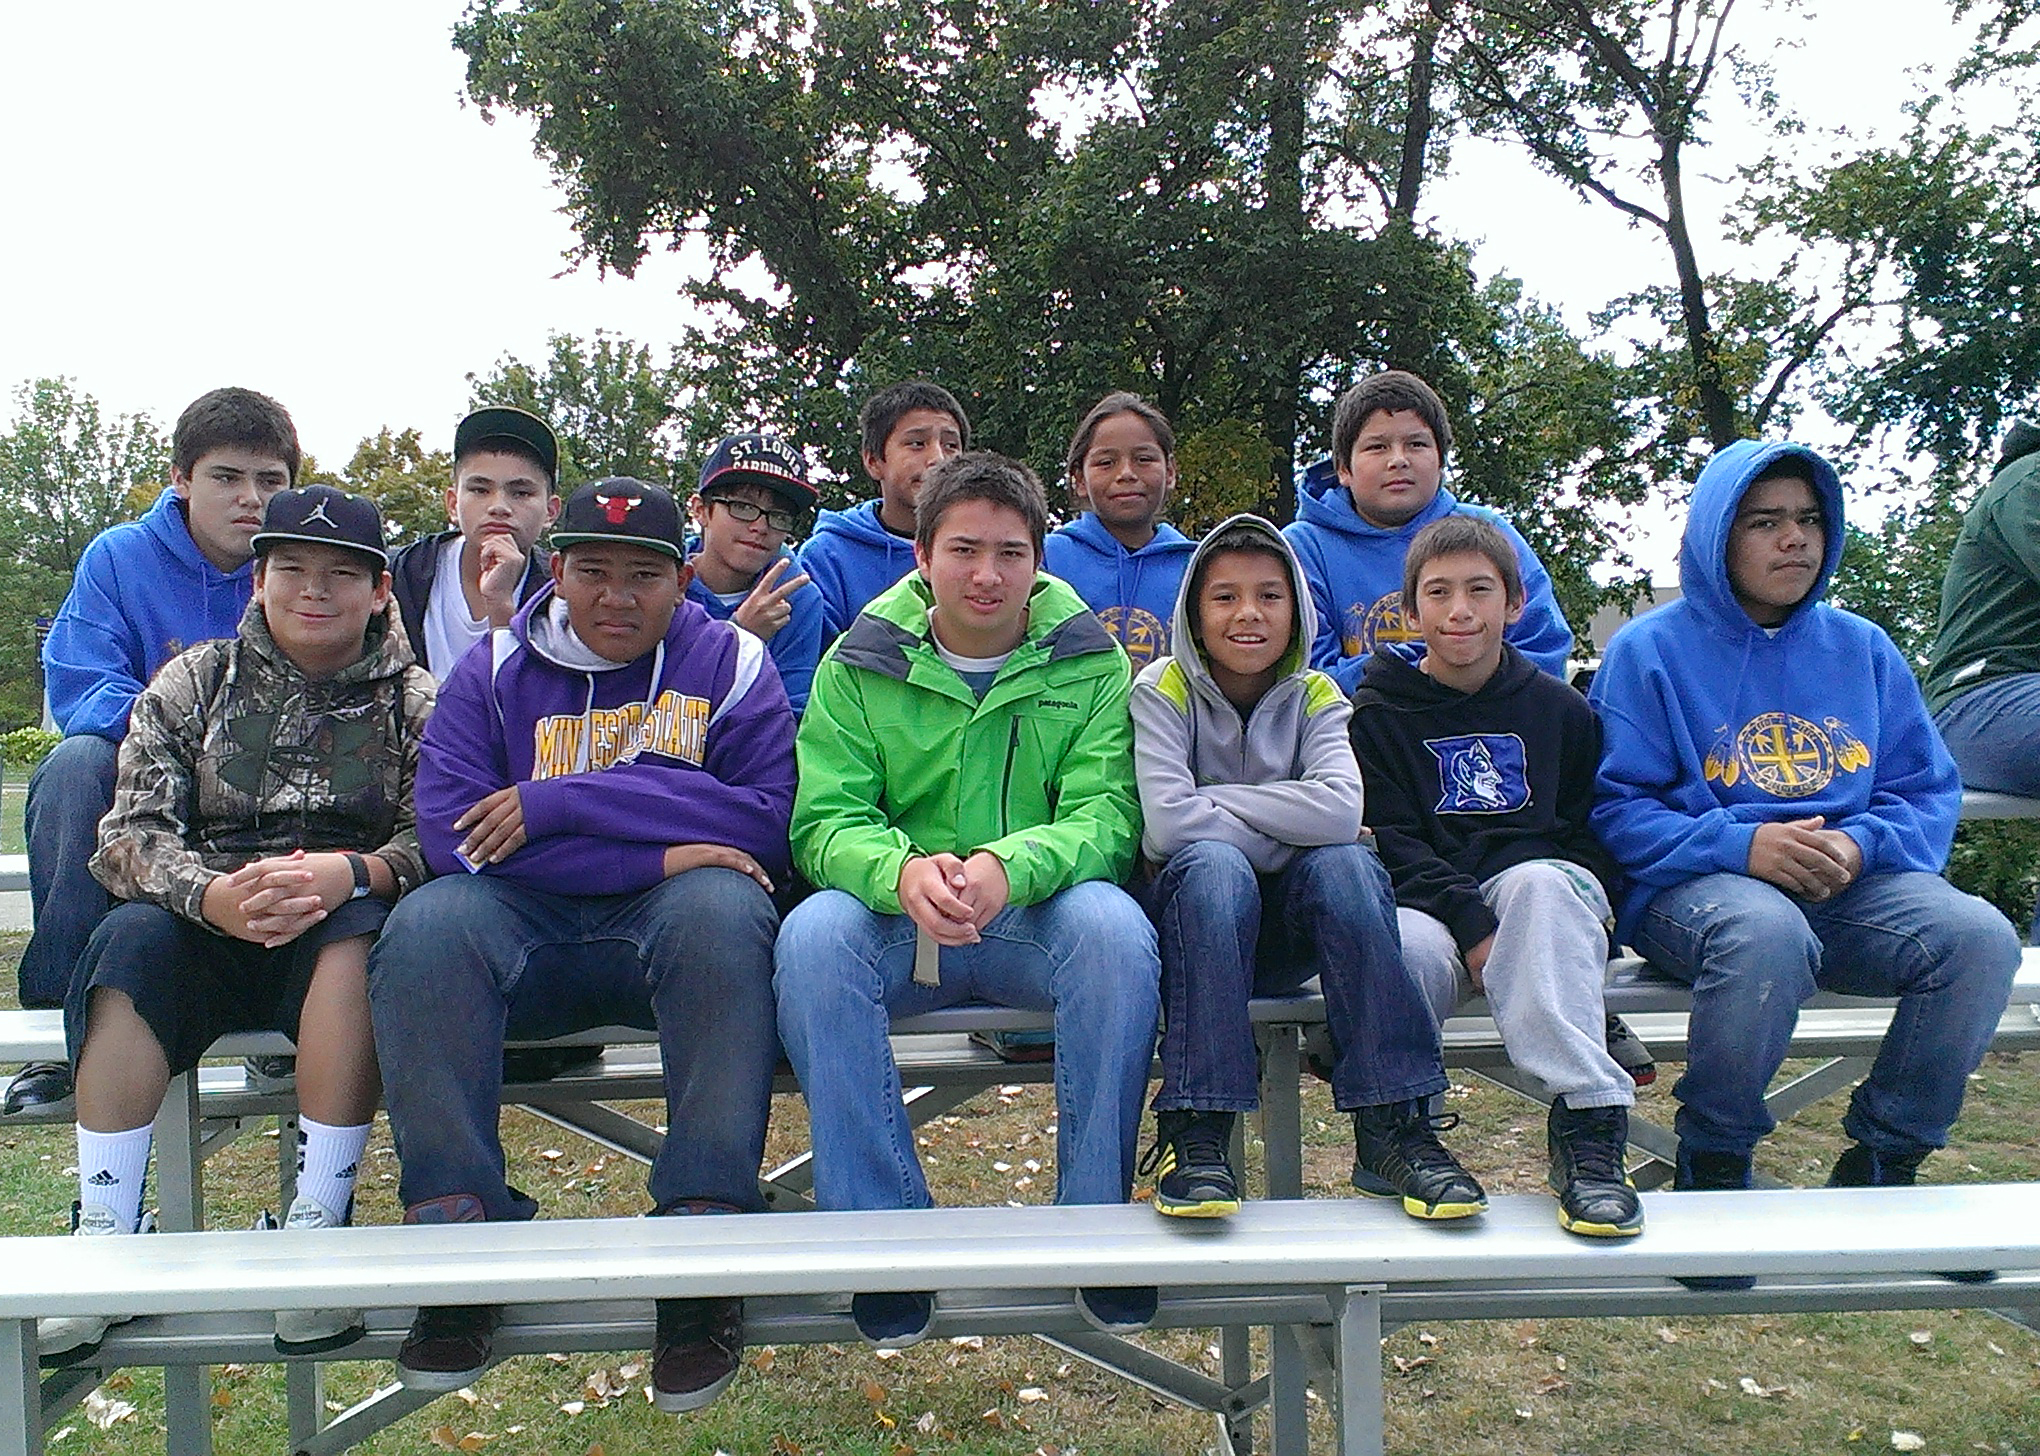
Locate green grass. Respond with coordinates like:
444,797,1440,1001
6,932,2040,1453
2,776,24,856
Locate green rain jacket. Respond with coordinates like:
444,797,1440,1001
793,570,1140,913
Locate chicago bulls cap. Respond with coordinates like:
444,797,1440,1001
551,477,686,561
251,485,389,566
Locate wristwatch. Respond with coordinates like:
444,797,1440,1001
344,852,374,901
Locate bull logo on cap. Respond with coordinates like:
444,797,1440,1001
594,490,642,525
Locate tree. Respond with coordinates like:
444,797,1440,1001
0,379,167,729
454,0,1651,626
467,330,693,488
338,429,456,543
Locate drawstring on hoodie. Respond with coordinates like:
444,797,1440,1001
573,638,668,774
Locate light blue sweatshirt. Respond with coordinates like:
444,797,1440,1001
1282,459,1574,692
1044,514,1197,672
1589,439,1961,944
42,488,256,740
684,547,825,715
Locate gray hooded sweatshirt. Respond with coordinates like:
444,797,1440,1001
1130,513,1364,872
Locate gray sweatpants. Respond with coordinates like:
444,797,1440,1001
1398,858,1634,1110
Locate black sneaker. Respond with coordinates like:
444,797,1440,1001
1138,1111,1241,1218
1604,1015,1657,1087
397,1305,499,1391
1547,1099,1643,1238
850,1290,934,1350
1671,1143,1755,1290
651,1296,743,1413
1351,1101,1487,1220
243,1054,297,1091
3,1060,74,1117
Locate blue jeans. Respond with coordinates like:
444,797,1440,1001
19,734,118,1010
774,881,1160,1211
368,868,780,1219
1632,871,2019,1159
1933,673,2040,795
1139,840,1446,1114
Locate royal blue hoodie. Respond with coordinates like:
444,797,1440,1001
1588,439,1960,944
1282,459,1574,692
683,546,825,716
42,488,256,741
415,583,796,894
1043,513,1197,671
798,499,918,638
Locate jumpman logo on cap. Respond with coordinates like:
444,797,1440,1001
299,498,337,528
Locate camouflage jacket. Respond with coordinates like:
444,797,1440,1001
90,596,436,927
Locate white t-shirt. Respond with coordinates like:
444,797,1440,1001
423,536,492,679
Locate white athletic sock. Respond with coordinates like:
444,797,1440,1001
76,1123,153,1233
295,1116,370,1221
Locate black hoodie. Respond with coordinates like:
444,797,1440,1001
1349,642,1616,954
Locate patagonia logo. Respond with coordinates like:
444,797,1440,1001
1036,697,1080,711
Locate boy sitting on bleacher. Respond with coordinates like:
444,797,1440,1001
1590,441,2020,1208
370,479,793,1412
1350,515,1639,1238
41,487,432,1366
1132,515,1483,1223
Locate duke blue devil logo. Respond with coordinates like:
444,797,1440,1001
1424,733,1531,815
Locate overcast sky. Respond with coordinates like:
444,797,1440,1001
0,1,2001,577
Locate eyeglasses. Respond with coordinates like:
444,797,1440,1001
712,497,803,533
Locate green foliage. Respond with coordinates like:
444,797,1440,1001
0,726,58,770
1826,489,1969,666
0,378,167,729
468,331,693,490
340,428,455,543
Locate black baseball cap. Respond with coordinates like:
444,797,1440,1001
698,432,818,511
251,486,388,566
552,478,686,561
454,405,559,482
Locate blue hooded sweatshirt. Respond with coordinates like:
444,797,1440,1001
1282,458,1575,693
42,487,256,741
1043,513,1197,671
1588,439,1961,944
684,546,826,716
797,499,919,638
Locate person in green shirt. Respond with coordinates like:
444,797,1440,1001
1924,419,2040,927
774,451,1162,1349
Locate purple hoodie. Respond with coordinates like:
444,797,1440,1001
415,583,795,893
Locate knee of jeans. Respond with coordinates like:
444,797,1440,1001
1060,881,1160,965
29,732,119,806
772,891,882,999
1928,896,2023,989
1161,839,1258,897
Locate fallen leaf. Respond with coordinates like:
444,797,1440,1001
1988,1341,2006,1356
458,1436,489,1451
454,1387,481,1406
915,1411,939,1434
770,1437,803,1455
875,1347,903,1361
992,1161,1013,1173
540,1148,564,1161
1514,1406,1534,1420
429,1427,461,1450
1891,1434,1926,1452
1554,1354,1567,1371
211,1390,233,1409
506,1426,525,1436
617,1360,643,1379
583,1445,605,1456
861,1379,888,1405
1738,1376,1789,1398
47,1427,74,1444
558,1400,585,1416
1391,1355,1431,1377
1417,1331,1439,1346
1656,1327,1679,1344
751,1347,777,1373
1018,1386,1049,1403
982,1408,1007,1428
82,1392,138,1431
949,1335,985,1350
1909,1330,1932,1347
546,1353,571,1364
1534,1375,1569,1396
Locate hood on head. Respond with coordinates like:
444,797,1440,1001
1677,439,1844,633
1168,513,1316,683
1998,419,2040,476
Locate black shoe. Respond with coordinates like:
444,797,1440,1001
397,1305,499,1391
501,1045,605,1083
1828,1144,1994,1282
1547,1100,1643,1238
851,1290,934,1350
1351,1101,1487,1220
3,1060,73,1116
1672,1143,1755,1290
1076,1284,1159,1334
1604,1015,1657,1087
651,1296,743,1413
1139,1111,1241,1218
243,1054,296,1091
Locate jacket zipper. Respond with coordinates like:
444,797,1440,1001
1001,716,1021,837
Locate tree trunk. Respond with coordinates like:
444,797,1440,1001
1656,140,1742,447
1261,0,1310,519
